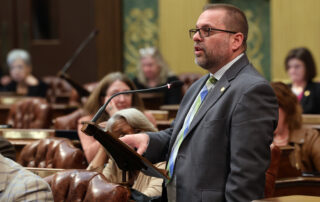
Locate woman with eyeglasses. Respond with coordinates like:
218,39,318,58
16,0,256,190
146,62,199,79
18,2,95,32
77,72,156,163
285,47,320,114
133,47,182,105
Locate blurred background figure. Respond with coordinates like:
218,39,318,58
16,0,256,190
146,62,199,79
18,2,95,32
88,108,164,199
77,72,155,163
285,47,320,114
133,47,182,105
1,49,48,97
271,82,320,173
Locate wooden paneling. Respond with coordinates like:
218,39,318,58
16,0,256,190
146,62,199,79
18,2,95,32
271,0,320,82
159,0,208,75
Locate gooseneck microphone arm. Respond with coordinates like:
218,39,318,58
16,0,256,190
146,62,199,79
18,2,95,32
91,80,183,123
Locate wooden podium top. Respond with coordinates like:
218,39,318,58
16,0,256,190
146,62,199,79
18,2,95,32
254,195,320,202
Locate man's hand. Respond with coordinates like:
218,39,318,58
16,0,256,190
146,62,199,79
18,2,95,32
120,133,149,155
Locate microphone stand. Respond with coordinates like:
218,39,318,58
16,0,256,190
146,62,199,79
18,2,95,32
58,29,99,98
91,84,171,122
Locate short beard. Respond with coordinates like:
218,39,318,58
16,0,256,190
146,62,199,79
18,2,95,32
194,50,222,70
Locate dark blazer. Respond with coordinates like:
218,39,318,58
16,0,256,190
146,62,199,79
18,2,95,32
145,55,278,202
0,79,48,97
292,81,320,114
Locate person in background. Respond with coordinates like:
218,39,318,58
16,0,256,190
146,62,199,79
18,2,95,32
2,49,48,97
0,153,53,201
77,72,155,163
272,82,320,172
92,108,164,198
121,4,278,201
133,47,182,105
285,47,320,114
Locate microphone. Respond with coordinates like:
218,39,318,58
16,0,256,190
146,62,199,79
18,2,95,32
91,80,183,122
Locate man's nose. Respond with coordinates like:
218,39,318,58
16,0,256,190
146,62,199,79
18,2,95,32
193,30,203,42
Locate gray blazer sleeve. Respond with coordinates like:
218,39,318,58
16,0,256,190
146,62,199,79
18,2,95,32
226,81,278,201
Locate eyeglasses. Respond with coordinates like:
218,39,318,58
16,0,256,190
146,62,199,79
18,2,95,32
189,27,237,39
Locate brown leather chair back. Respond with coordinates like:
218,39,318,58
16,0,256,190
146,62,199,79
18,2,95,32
69,82,99,106
53,108,85,130
6,98,51,128
18,137,87,169
265,144,282,198
43,76,73,103
46,169,130,202
178,73,203,96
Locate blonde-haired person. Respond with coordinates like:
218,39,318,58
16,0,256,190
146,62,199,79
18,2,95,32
133,47,182,105
88,108,164,198
271,82,320,172
77,72,156,163
1,49,48,97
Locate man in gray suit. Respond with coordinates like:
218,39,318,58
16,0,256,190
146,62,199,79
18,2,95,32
122,3,278,202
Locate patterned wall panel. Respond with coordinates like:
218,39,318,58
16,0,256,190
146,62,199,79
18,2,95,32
123,0,158,77
212,0,271,80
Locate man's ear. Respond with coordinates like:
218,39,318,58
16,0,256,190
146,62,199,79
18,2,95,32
231,32,244,51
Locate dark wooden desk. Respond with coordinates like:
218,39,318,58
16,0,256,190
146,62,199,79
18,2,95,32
0,103,78,125
278,145,301,179
140,92,165,110
254,195,320,202
274,177,320,197
27,167,65,178
0,128,80,159
156,120,173,130
160,104,179,119
302,114,320,130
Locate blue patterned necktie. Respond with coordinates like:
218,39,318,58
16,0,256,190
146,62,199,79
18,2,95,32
166,76,217,179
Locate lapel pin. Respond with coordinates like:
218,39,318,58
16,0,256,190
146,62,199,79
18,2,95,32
304,90,310,97
220,87,225,92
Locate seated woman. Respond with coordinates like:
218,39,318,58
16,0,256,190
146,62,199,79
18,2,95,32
2,49,48,97
133,47,182,105
271,82,320,172
77,72,155,163
89,108,164,198
284,47,320,114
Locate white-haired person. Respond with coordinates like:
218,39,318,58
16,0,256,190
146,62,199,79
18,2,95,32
1,49,48,97
87,108,165,198
133,47,182,105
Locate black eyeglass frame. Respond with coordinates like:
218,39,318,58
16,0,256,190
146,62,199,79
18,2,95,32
189,27,237,39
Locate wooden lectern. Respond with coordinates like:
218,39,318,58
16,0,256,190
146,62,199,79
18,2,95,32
81,122,169,183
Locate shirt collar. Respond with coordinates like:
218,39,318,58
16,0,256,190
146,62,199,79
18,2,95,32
211,53,244,80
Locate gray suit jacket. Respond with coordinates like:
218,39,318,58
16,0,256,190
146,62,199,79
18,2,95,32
145,55,278,202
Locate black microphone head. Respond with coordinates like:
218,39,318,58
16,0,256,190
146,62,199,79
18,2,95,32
168,80,184,89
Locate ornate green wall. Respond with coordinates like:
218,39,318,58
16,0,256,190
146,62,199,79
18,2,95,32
212,0,271,80
123,0,159,78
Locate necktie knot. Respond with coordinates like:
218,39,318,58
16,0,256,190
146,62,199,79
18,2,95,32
208,76,217,84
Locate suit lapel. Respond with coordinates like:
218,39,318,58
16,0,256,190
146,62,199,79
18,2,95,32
181,54,250,142
168,75,210,151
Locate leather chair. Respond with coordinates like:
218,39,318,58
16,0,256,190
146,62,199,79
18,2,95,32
178,73,203,96
264,144,282,198
42,76,73,104
45,169,130,202
6,98,51,129
69,82,99,106
18,137,87,169
53,108,85,130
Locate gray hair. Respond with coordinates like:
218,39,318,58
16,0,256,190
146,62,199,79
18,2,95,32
137,47,174,86
7,49,32,67
106,108,157,133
